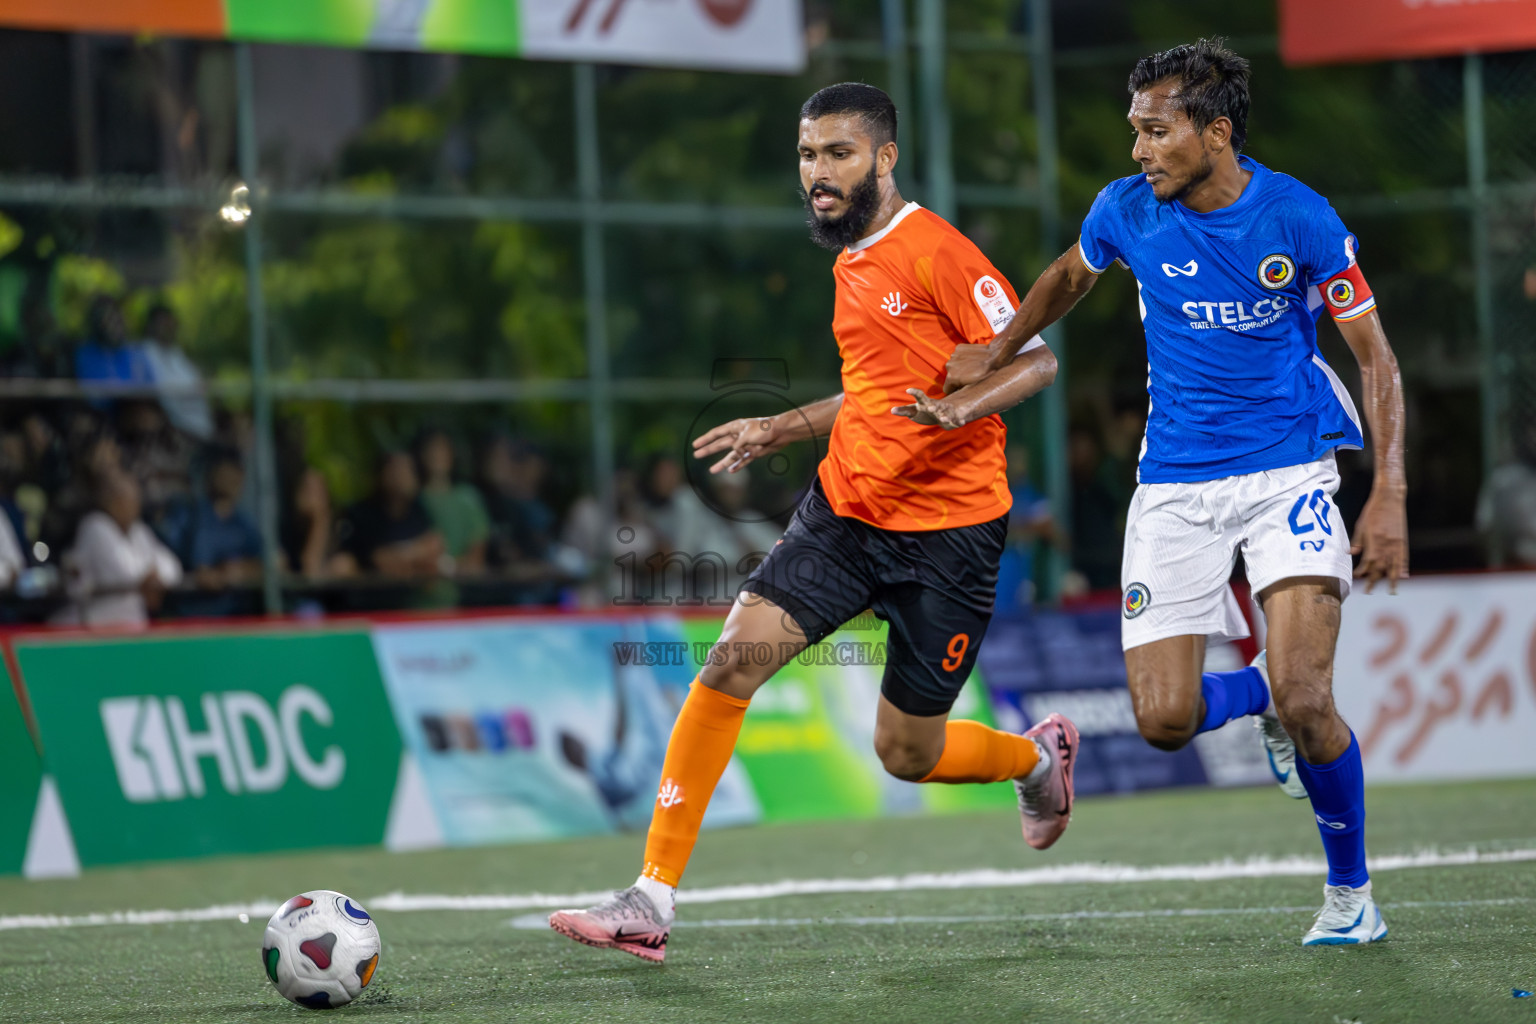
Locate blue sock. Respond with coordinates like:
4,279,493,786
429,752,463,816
1293,732,1370,888
1196,666,1269,734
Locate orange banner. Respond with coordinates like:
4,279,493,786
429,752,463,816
0,0,224,37
1280,0,1536,65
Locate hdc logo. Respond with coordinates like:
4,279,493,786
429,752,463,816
99,686,345,803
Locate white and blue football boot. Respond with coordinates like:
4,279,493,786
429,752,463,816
1251,650,1307,799
1302,882,1388,946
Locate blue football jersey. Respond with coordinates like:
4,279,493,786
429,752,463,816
1078,155,1365,484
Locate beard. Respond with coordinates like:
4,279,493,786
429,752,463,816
803,166,881,251
1159,150,1216,205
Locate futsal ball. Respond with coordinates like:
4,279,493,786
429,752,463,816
262,890,381,1009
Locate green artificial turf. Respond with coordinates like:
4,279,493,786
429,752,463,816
1,779,1533,1023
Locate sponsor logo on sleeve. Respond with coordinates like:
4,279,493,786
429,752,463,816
972,275,1016,334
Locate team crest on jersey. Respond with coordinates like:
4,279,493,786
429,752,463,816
1327,279,1356,308
1123,582,1151,619
1257,253,1296,291
972,275,1017,334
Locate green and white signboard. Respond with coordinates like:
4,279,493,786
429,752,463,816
0,662,42,876
18,630,403,868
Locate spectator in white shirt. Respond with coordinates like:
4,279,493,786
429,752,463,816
140,304,214,441
1477,420,1536,567
0,501,23,589
55,471,182,628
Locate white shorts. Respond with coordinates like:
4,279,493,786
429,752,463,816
1120,455,1353,651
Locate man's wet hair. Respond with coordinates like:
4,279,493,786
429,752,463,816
800,82,897,148
1128,38,1250,152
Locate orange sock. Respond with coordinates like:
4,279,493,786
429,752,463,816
641,680,750,887
917,720,1040,784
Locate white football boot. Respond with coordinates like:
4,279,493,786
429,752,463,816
549,886,673,963
1302,882,1388,946
1251,650,1307,799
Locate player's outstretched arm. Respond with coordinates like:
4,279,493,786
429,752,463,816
945,242,1100,393
691,393,843,474
1337,308,1408,592
891,346,1057,430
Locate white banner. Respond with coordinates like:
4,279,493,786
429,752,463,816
1334,573,1536,782
522,0,804,73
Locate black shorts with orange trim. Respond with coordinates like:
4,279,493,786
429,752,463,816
740,477,1006,716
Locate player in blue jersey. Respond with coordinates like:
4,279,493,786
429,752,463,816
906,39,1406,946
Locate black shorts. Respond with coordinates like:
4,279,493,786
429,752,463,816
740,476,1007,717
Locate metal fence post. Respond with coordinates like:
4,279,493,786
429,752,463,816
1465,53,1500,564
234,43,283,614
916,0,954,221
1029,0,1070,602
575,63,617,585
881,0,914,191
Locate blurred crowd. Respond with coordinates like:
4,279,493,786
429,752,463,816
5,292,1536,631
0,294,581,625
0,293,808,627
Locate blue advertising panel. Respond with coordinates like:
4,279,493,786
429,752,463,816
371,616,759,846
977,606,1213,795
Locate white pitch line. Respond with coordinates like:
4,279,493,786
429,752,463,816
506,897,1533,930
1,847,1531,933
372,846,1536,912
0,902,279,932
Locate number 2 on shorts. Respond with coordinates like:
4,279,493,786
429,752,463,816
941,632,970,672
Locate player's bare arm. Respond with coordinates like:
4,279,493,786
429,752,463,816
1336,306,1408,592
944,243,1099,392
891,345,1057,429
691,393,843,474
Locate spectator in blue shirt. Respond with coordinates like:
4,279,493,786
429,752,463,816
996,444,1062,615
168,446,263,617
74,295,150,391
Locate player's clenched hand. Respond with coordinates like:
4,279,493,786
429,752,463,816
1351,491,1408,594
943,343,999,394
692,415,787,474
891,388,967,430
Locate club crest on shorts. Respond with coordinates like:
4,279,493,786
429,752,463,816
1123,582,1151,619
1257,253,1295,291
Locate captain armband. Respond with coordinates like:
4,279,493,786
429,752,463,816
1321,263,1376,323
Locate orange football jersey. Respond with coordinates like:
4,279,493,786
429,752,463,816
819,202,1037,531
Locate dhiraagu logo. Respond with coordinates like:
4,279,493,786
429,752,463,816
100,686,344,802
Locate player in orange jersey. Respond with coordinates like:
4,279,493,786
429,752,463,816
549,83,1079,964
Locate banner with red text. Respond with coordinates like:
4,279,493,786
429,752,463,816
0,0,804,73
1280,0,1536,66
1334,574,1536,782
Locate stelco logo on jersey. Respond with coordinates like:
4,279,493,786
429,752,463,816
100,686,346,802
1180,295,1291,332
